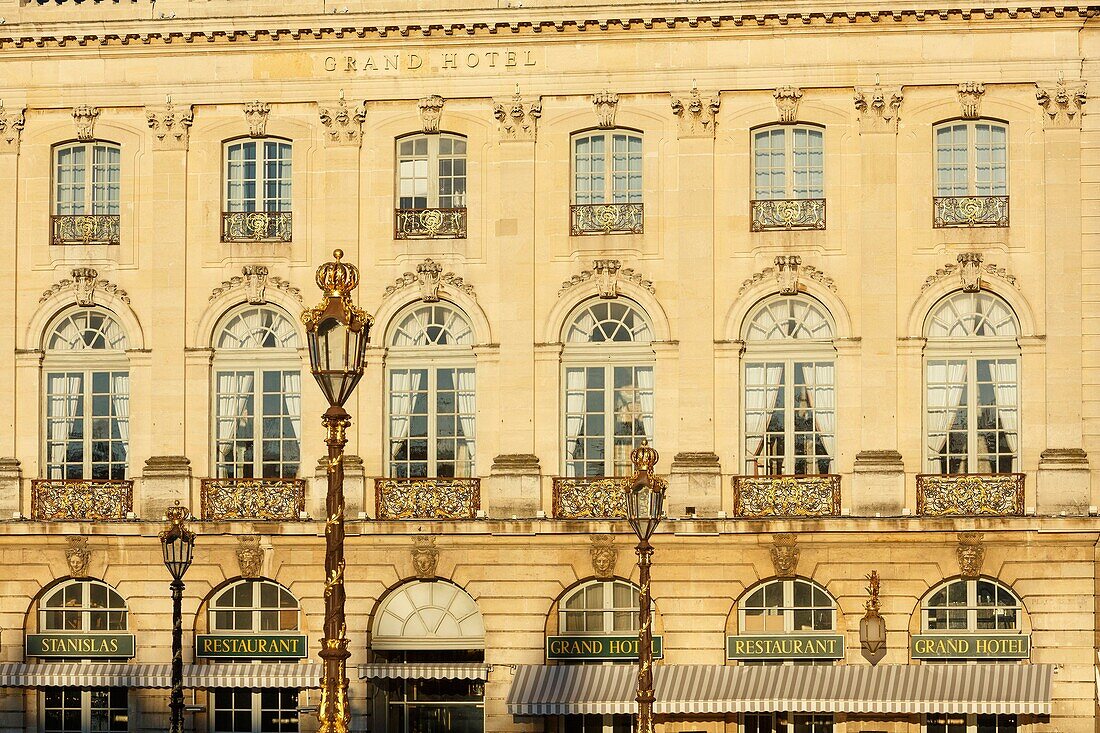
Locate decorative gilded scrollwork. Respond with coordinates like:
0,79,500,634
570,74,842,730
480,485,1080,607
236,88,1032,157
552,477,628,519
31,480,133,521
375,478,480,520
200,478,306,520
733,475,841,518
221,211,293,242
916,473,1024,516
51,214,121,246
933,196,1009,228
394,208,467,239
570,203,644,235
751,199,826,231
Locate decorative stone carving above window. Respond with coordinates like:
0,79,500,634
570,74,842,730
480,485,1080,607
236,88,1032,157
244,101,271,138
0,103,25,154
670,85,720,138
1036,77,1087,129
412,536,439,579
72,105,100,142
65,536,91,578
774,86,803,124
418,95,444,134
383,258,477,302
770,533,799,577
920,253,1018,293
593,91,619,129
145,100,194,151
737,258,836,296
590,535,618,580
236,535,264,578
208,265,302,304
318,96,366,147
39,268,130,306
492,91,541,141
775,255,801,295
854,85,903,133
956,532,985,578
558,259,655,299
957,82,985,120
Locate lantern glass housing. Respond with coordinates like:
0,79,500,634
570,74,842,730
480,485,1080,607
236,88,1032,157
859,612,886,654
625,475,665,542
160,507,195,583
307,304,368,408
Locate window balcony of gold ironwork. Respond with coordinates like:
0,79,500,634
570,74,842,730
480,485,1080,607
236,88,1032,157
30,479,134,521
552,476,628,519
932,195,1009,228
200,478,306,520
916,473,1025,516
570,203,644,236
732,474,841,518
750,198,826,232
51,214,121,246
375,478,480,520
221,211,293,242
394,208,468,239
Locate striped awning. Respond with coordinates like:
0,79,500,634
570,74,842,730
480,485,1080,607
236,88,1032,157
0,663,321,689
507,663,1053,716
359,663,489,681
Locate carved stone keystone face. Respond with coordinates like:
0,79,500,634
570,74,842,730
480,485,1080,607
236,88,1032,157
956,532,985,578
413,536,439,579
66,536,91,578
590,535,618,580
770,533,800,577
236,535,264,578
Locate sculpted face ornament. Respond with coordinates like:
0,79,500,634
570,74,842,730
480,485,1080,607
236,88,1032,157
412,536,439,579
769,533,800,577
236,535,265,578
66,536,91,578
956,532,985,578
590,535,618,580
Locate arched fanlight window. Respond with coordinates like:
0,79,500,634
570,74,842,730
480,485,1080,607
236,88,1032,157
558,579,642,635
920,577,1022,632
742,296,836,476
44,308,130,480
39,579,128,632
372,580,485,650
924,291,1020,474
738,577,837,634
213,306,302,479
209,579,300,632
386,303,476,478
562,300,655,477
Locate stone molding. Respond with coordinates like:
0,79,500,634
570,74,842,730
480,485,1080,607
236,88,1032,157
209,265,302,305
0,104,25,154
492,91,541,141
1036,77,1086,129
383,258,477,302
40,268,130,306
490,454,541,475
72,105,99,142
593,90,619,129
318,97,366,147
559,259,655,299
921,253,1018,293
737,257,836,296
854,85,903,133
774,86,803,124
670,86,720,138
957,82,985,119
418,95,444,134
244,100,270,138
145,100,194,151
852,450,904,472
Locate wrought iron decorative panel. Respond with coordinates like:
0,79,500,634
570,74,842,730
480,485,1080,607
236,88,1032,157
30,479,133,520
394,208,468,239
750,199,826,232
375,478,480,519
51,215,121,246
570,203,644,236
200,478,306,520
916,473,1025,516
932,196,1009,228
732,475,841,517
221,211,293,242
552,477,628,519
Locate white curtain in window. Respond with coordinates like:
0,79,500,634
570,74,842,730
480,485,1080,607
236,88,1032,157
282,371,301,441
47,373,84,472
111,372,129,447
801,363,836,462
926,361,968,456
564,368,587,473
637,367,655,440
991,360,1019,457
456,369,476,474
744,364,768,468
388,369,424,457
216,371,254,444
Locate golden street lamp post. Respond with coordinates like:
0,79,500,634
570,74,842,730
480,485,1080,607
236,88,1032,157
623,441,666,733
302,249,372,733
160,500,195,733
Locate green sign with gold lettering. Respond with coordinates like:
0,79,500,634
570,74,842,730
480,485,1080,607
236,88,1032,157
196,634,308,659
545,635,663,661
911,634,1029,659
27,633,135,658
726,634,844,660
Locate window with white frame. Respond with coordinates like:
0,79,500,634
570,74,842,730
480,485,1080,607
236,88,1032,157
563,300,654,477
935,121,1008,196
213,306,302,479
742,296,835,476
396,134,467,210
746,714,833,733
921,577,1022,633
225,139,292,213
753,126,824,200
572,130,643,204
44,309,130,481
925,714,1017,733
738,577,836,634
43,688,128,733
924,291,1020,474
558,579,641,635
54,142,121,216
387,303,476,478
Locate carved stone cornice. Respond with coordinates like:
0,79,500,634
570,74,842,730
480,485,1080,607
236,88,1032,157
854,85,903,133
0,104,25,154
418,95,444,134
72,105,99,141
244,101,271,138
737,259,836,296
670,86,720,138
559,259,655,298
145,101,193,151
593,90,619,129
209,265,302,304
492,91,542,141
318,97,366,147
383,258,477,302
40,268,130,306
1036,78,1086,129
920,253,1018,293
957,82,985,120
774,86,803,124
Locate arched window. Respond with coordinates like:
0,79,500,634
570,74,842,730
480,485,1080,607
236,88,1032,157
559,580,641,635
753,126,824,200
562,300,655,477
52,141,121,246
935,121,1007,197
213,306,302,479
924,291,1020,474
738,577,836,634
44,308,130,480
742,296,836,476
921,577,1022,633
223,139,292,242
40,579,128,632
386,303,476,478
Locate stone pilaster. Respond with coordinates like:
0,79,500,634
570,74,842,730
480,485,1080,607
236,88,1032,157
0,458,21,518
484,454,541,517
314,454,365,519
139,456,192,519
667,452,721,515
0,106,21,461
1037,448,1090,515
851,450,905,516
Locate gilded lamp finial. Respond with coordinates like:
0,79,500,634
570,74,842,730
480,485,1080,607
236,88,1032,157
630,440,659,473
865,570,881,613
315,248,359,299
165,499,188,525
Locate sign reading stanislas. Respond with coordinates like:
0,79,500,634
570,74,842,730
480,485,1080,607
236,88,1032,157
27,633,136,658
195,634,308,659
545,635,664,661
726,634,845,660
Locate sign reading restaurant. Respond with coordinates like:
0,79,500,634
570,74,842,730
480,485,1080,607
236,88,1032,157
546,635,664,662
726,634,845,661
27,633,136,659
910,634,1030,660
196,634,308,659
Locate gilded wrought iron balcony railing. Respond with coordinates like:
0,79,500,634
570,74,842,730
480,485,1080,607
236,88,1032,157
932,195,1009,228
732,475,841,517
750,198,826,232
570,203,644,235
375,478,481,520
552,476,628,519
394,208,468,239
30,479,133,521
221,211,293,242
51,214,120,246
200,478,306,520
916,473,1025,516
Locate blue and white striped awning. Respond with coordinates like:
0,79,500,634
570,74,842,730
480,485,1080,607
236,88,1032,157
0,663,322,689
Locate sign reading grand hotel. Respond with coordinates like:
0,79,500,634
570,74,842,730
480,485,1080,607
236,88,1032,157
546,635,664,661
27,633,136,658
323,49,539,74
910,634,1030,660
726,635,845,660
196,634,308,659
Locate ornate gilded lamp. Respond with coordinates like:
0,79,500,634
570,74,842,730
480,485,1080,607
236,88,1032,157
159,501,195,733
301,249,372,733
860,571,887,664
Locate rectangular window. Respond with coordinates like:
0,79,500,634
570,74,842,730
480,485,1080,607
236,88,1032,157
744,361,834,475
55,143,121,216
45,371,129,480
935,122,1007,196
226,141,292,212
926,358,1017,473
215,370,301,479
388,367,475,478
397,135,467,210
753,127,824,200
43,688,128,733
564,365,653,477
573,132,643,205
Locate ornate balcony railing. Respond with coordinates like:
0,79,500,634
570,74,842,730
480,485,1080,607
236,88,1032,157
570,203,644,235
552,477,628,519
933,195,1009,228
30,479,133,521
200,478,306,520
732,475,841,517
394,208,468,239
375,478,481,520
221,211,293,242
750,198,826,232
51,214,120,246
916,473,1025,516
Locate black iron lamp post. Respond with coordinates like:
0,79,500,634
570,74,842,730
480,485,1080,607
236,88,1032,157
623,440,666,733
301,249,372,733
160,500,195,733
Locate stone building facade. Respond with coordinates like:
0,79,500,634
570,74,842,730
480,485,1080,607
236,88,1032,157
0,1,1096,732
